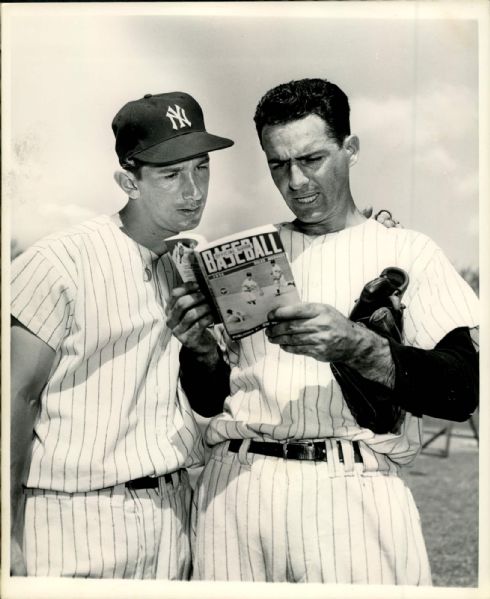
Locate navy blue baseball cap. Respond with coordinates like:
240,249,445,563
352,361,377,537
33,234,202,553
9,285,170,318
112,92,234,167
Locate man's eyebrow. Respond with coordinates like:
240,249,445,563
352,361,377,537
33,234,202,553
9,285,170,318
152,156,210,172
154,164,183,173
296,150,326,161
267,150,324,165
267,157,288,166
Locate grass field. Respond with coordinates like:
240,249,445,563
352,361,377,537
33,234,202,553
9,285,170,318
402,419,479,587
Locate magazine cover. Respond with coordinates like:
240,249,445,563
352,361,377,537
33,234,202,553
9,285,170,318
166,225,300,339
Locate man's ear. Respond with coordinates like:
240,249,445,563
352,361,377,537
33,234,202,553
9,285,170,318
343,135,359,167
114,170,140,200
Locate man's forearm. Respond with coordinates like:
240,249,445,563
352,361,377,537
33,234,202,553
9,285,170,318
341,326,478,422
179,344,230,417
10,321,55,574
388,327,478,421
345,324,396,388
11,390,38,543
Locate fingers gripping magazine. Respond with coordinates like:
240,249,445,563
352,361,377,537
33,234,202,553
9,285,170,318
166,224,300,340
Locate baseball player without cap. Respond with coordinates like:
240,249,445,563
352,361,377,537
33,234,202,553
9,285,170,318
112,92,234,167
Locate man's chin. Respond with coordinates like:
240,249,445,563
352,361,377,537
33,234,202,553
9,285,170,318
178,213,203,232
292,212,325,226
290,212,339,235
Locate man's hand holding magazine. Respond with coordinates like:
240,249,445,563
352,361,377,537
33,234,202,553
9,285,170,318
166,281,220,367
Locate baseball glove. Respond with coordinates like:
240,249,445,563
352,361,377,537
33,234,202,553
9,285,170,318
330,267,409,434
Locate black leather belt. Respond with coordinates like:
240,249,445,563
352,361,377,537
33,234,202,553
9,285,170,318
228,439,363,463
125,473,174,490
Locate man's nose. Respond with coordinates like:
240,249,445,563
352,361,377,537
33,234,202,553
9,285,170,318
288,163,308,190
182,172,203,202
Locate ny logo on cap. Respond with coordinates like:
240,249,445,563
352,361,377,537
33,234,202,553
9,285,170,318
166,104,192,130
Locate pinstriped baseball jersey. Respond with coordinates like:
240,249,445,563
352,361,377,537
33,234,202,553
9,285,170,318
206,218,479,461
11,214,204,493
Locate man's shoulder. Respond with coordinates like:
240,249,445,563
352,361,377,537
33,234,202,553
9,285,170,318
366,218,436,250
39,214,111,243
275,218,440,258
26,215,113,254
12,215,116,276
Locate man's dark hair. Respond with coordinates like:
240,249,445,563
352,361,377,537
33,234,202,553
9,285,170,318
122,157,147,180
254,78,351,147
123,157,182,180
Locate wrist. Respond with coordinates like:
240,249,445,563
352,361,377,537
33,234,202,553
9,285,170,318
182,328,217,355
180,341,220,369
351,324,383,361
346,326,395,387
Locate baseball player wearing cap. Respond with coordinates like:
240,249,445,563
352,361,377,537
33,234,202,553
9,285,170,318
269,259,287,295
10,92,233,578
241,272,262,305
168,79,479,584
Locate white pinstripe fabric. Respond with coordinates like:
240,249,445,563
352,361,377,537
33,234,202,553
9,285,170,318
24,471,193,579
11,214,203,578
194,218,478,583
11,215,204,493
206,219,479,462
191,442,430,583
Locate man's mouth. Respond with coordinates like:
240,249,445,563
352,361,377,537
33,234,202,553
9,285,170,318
180,206,201,213
292,193,318,205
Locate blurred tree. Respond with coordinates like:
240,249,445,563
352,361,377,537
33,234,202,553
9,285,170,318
459,266,479,295
11,238,23,261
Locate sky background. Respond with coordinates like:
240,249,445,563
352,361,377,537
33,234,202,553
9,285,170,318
3,2,483,270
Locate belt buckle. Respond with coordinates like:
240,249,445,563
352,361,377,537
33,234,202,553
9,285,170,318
304,441,316,460
282,442,288,459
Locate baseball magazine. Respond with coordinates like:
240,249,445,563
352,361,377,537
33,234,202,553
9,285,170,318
166,224,300,340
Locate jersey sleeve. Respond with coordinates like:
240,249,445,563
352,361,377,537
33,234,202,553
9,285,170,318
403,243,479,349
11,247,74,351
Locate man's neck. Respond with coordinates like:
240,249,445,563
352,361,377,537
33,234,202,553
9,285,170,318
292,207,366,236
116,204,172,256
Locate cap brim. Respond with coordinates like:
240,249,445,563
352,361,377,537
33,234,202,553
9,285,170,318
131,131,234,165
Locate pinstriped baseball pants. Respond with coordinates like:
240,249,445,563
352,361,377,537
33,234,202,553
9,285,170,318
23,471,192,579
191,440,432,584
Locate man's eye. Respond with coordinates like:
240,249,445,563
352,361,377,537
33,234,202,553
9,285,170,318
163,172,178,180
304,156,322,164
198,163,210,171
